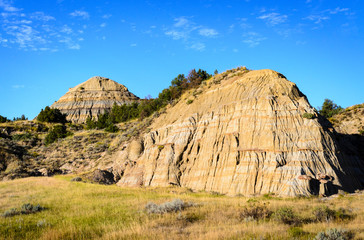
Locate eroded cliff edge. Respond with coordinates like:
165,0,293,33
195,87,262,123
113,69,364,196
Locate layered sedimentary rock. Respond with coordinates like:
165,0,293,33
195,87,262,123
51,76,139,123
114,69,364,196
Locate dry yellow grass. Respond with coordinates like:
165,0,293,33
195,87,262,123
0,176,363,239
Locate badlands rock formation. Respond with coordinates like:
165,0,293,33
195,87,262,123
51,76,139,123
114,69,364,196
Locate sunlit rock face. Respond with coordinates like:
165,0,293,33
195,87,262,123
51,76,139,123
113,69,363,196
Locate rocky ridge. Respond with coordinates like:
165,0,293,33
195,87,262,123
51,76,139,123
114,69,364,196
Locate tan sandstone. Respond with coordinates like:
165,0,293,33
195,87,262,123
51,76,139,123
113,69,364,196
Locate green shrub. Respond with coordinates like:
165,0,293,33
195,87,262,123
45,125,71,145
314,228,353,240
186,99,193,105
37,106,67,123
273,207,300,225
2,203,44,217
302,112,315,119
158,145,164,150
288,227,307,238
240,203,272,221
312,205,336,222
12,132,33,141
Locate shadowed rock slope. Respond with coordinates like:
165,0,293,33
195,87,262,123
51,76,139,123
114,69,364,196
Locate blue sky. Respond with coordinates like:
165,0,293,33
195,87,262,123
0,0,363,119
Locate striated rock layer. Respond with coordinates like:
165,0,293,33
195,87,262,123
114,69,364,196
51,76,139,123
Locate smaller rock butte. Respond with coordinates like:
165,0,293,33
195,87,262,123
51,76,139,123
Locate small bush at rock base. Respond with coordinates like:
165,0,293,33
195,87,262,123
273,207,300,225
240,203,272,221
302,112,315,119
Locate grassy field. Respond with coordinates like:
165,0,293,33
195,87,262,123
0,176,363,240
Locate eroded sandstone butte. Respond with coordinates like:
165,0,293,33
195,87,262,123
113,69,364,196
51,76,139,123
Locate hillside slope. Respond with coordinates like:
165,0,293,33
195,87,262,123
114,69,364,196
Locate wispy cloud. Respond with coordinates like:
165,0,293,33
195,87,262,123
12,84,25,89
242,32,266,47
59,37,80,49
0,0,21,12
198,28,218,37
100,23,106,28
304,7,351,25
0,2,86,51
189,42,205,51
258,12,288,26
70,10,89,19
102,14,112,19
164,16,217,51
130,43,137,47
304,15,330,24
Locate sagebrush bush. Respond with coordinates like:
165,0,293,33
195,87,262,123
312,206,353,222
273,207,300,225
2,203,44,217
312,205,336,222
145,199,196,214
240,203,272,221
314,228,353,240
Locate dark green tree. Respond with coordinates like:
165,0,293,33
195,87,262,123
319,99,343,118
37,106,67,123
0,115,9,123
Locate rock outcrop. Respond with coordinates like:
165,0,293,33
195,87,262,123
51,76,139,123
114,69,364,196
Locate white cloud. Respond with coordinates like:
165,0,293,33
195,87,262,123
130,43,137,47
174,17,190,27
165,30,187,40
199,28,218,37
12,84,25,89
329,7,349,14
59,37,80,50
242,32,266,47
70,10,89,19
0,0,21,12
189,42,205,51
102,14,112,19
60,25,72,34
305,15,330,24
100,23,106,28
258,12,288,26
30,12,55,21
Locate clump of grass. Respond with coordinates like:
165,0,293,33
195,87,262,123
288,227,307,238
312,206,353,222
314,228,354,240
145,199,196,214
2,203,44,217
240,203,272,221
302,112,315,119
186,99,193,105
272,207,300,225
